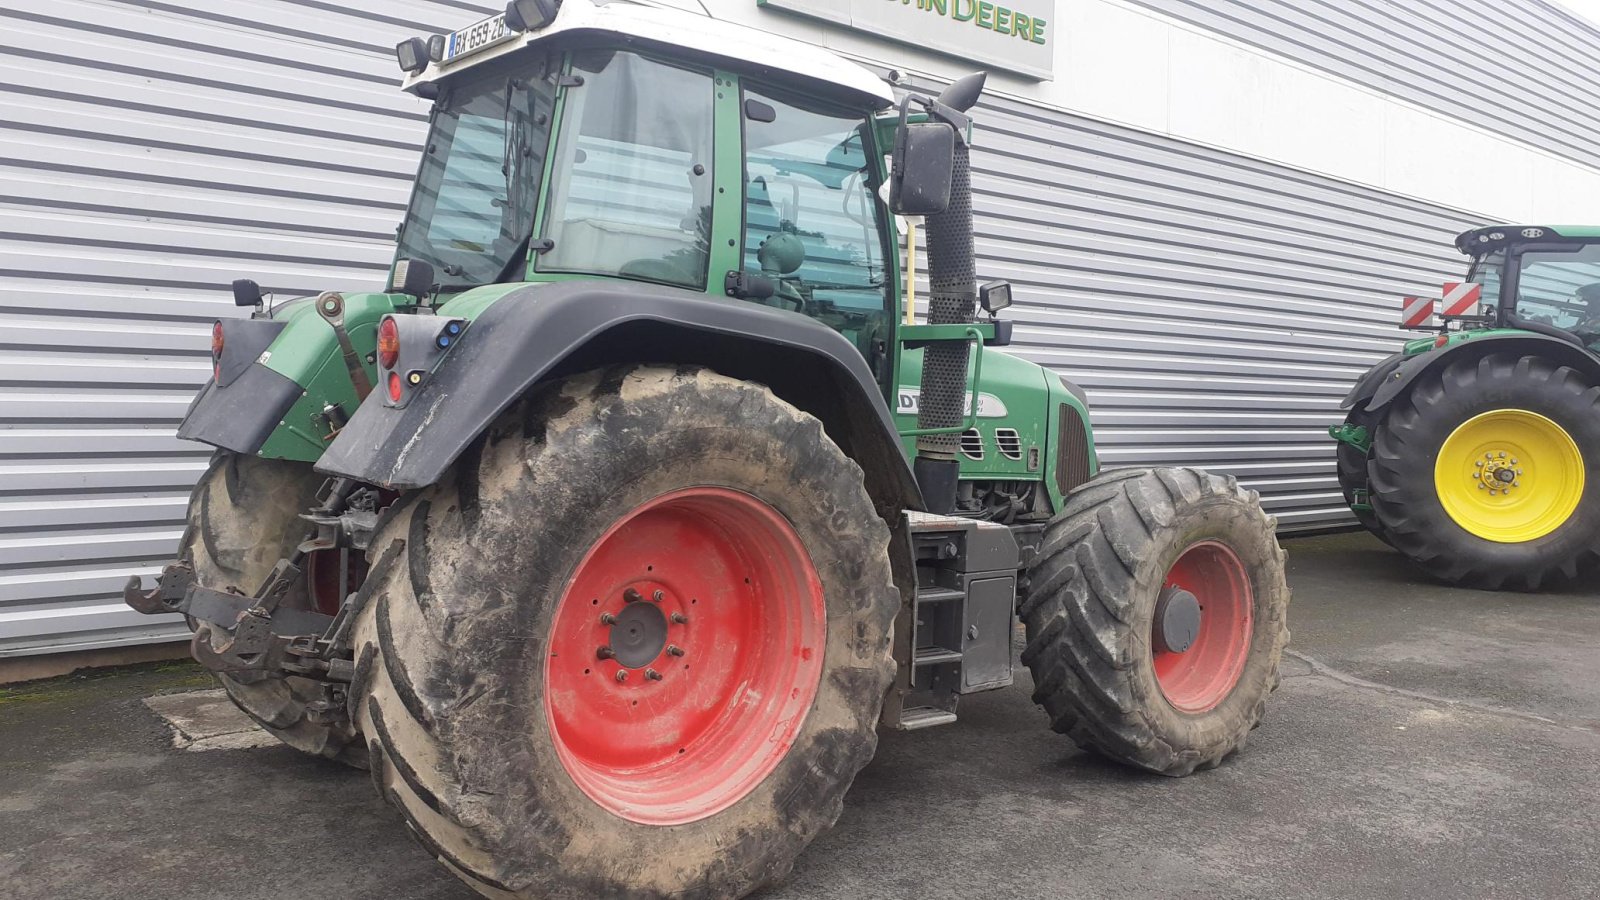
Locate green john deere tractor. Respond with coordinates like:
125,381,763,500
125,2,1290,897
1333,224,1600,590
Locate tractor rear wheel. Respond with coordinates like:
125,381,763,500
1369,352,1600,590
1335,406,1389,544
183,452,365,765
1019,468,1289,776
351,366,897,899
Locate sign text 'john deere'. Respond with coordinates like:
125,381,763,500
759,0,1056,80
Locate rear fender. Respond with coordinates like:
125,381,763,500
315,282,924,515
1360,333,1600,414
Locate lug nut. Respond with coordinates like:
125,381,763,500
652,589,665,602
1475,460,1484,467
671,612,689,624
600,613,618,625
667,645,685,657
596,647,616,660
623,588,642,603
615,670,628,683
645,669,663,681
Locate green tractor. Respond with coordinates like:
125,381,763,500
1333,224,1600,590
125,2,1290,896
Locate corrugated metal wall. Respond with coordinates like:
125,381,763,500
0,0,495,656
1,0,1484,656
963,91,1480,529
1123,0,1600,170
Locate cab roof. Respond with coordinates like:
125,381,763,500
402,0,895,111
1455,224,1600,255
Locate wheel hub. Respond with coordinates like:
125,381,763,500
607,591,669,669
1153,586,1202,654
1471,451,1522,496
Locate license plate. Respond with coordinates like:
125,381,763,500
445,13,513,62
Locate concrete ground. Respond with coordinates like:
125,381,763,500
1,531,1595,900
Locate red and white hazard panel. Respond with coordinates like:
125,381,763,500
1441,282,1482,316
1401,295,1436,328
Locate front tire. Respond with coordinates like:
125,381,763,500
183,452,365,765
1369,353,1600,590
352,366,897,899
1019,468,1290,776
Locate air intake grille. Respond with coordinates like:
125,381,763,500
995,428,1023,460
960,429,984,460
1057,404,1093,496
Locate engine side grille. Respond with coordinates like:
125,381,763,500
994,428,1023,460
960,428,984,460
1057,404,1093,496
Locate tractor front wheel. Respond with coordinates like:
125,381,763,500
1368,352,1600,590
351,366,897,899
1019,468,1290,776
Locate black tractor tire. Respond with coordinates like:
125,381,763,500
1368,353,1600,590
351,365,898,900
183,452,366,766
1335,406,1390,545
1019,467,1290,776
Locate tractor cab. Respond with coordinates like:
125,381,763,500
1453,224,1600,351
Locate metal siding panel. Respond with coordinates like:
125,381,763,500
1123,0,1600,170
964,91,1481,533
0,0,495,656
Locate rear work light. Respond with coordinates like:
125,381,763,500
378,317,401,369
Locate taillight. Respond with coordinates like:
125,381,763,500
377,317,400,369
211,321,224,380
387,371,403,402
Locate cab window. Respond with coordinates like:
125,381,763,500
538,51,715,289
739,86,891,357
1515,244,1600,337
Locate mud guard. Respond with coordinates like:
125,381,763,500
315,282,924,512
1347,333,1600,413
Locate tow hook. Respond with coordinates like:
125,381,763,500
123,560,195,616
123,476,371,683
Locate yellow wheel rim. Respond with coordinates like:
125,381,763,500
1434,409,1586,543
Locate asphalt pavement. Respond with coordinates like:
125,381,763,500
1,531,1595,900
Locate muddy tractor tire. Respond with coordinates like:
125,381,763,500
1335,406,1390,545
351,365,898,899
1019,467,1290,776
183,452,366,766
1368,352,1600,590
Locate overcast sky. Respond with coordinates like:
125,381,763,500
1551,0,1600,28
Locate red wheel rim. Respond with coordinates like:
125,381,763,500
1152,540,1253,713
544,487,826,825
305,551,368,616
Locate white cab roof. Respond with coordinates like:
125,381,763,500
403,0,895,110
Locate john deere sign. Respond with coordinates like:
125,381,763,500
759,0,1056,80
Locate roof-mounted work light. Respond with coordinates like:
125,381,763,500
395,36,429,74
505,0,560,32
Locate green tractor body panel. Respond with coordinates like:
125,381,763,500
238,292,406,461
1401,327,1525,356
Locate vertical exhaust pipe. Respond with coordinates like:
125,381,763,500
909,73,986,514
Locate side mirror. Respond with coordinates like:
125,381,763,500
889,121,954,217
979,280,1012,313
231,278,263,308
391,258,435,300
